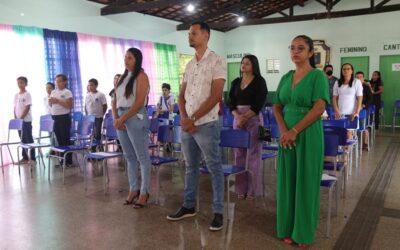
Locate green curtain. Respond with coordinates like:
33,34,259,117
154,43,180,98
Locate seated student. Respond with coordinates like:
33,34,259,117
155,83,175,119
14,76,35,164
85,78,107,151
355,71,372,150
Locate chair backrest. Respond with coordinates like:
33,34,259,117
270,124,280,139
9,119,23,130
157,125,171,144
149,117,159,134
83,115,96,122
72,111,83,121
40,114,52,121
395,100,400,109
173,103,179,113
105,118,118,139
40,118,54,133
324,134,340,157
147,105,157,116
75,120,94,146
323,119,346,128
324,126,347,146
358,109,367,130
220,129,251,149
7,119,23,142
172,126,182,144
173,115,181,126
222,111,234,128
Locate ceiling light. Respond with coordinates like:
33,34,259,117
237,16,244,23
187,4,195,12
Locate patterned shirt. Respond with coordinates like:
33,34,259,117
183,49,226,126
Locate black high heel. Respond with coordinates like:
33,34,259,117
123,191,140,205
133,193,150,209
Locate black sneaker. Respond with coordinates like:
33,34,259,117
166,207,196,221
209,213,223,231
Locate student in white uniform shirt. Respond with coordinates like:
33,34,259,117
14,76,35,163
155,83,175,119
85,78,107,145
49,74,73,165
43,82,55,115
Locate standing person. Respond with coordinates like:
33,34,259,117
228,55,267,200
14,76,35,164
109,74,121,101
49,74,73,165
273,35,330,248
324,64,338,101
166,22,226,231
370,71,384,130
355,71,372,150
85,78,107,148
44,82,55,115
332,64,363,123
112,47,151,208
155,83,175,119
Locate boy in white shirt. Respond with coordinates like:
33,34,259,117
85,78,107,147
49,74,73,165
14,76,35,163
156,83,175,119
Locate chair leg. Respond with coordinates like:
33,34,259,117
103,159,107,194
1,147,4,173
327,185,333,237
7,145,15,165
156,167,160,205
84,155,87,191
226,176,230,221
17,147,21,175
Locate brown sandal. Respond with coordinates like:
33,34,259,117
123,190,140,205
133,193,150,209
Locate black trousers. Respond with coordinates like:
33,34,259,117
52,114,72,164
94,117,103,141
19,121,35,160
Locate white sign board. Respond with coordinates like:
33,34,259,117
392,63,400,71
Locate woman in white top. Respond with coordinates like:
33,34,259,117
332,63,363,121
112,47,151,208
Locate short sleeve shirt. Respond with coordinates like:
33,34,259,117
85,91,107,118
333,79,363,115
183,49,226,125
50,88,73,115
157,94,175,112
14,91,32,122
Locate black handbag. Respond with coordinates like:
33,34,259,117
258,126,272,142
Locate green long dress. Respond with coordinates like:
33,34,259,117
273,68,330,245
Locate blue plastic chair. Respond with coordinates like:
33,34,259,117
0,119,23,173
392,100,400,133
147,105,157,117
366,105,375,146
151,125,179,204
324,133,346,197
48,119,94,183
198,129,251,220
173,115,181,126
173,103,179,113
17,118,54,175
320,173,338,237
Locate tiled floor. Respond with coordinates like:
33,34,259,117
0,130,399,250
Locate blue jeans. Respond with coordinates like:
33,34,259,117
117,107,151,194
182,120,224,214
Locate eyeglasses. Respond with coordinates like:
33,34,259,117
289,45,307,52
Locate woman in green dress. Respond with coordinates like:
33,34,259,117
273,35,330,248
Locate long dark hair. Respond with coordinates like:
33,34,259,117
293,35,315,68
117,48,143,99
338,63,354,87
239,54,261,78
371,70,382,83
